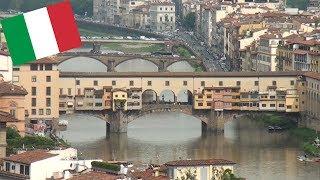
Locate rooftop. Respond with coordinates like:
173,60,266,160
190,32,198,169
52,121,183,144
2,150,57,164
0,81,27,96
70,171,121,180
165,159,236,167
0,111,18,123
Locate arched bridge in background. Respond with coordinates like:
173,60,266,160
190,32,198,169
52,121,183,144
56,52,203,72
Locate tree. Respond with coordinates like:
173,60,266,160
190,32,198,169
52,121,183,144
183,12,196,31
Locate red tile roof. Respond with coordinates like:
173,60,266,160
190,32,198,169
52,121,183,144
165,159,236,166
70,171,121,180
0,111,18,123
3,150,57,164
0,82,27,96
304,72,320,80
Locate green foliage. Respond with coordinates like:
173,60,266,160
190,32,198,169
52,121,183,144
175,46,193,58
0,0,93,17
91,161,121,172
6,127,21,139
176,168,197,180
286,0,310,10
222,169,244,180
258,113,296,129
183,12,196,31
290,127,318,142
303,142,320,156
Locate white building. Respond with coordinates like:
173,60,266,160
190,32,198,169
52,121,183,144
165,159,236,180
0,51,12,82
1,148,102,180
150,1,176,32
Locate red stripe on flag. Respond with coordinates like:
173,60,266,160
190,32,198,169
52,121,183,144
47,1,81,52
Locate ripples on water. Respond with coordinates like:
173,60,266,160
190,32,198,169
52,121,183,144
59,113,320,180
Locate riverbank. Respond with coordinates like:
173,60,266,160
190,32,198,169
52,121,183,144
248,113,320,156
6,128,70,155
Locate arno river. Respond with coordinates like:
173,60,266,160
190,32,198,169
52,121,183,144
58,56,320,179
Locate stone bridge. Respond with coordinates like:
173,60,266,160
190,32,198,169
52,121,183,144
86,104,238,135
56,52,202,72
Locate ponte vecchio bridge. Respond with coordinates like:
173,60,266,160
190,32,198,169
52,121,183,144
58,71,313,134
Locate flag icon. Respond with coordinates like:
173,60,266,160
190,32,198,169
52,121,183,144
1,1,81,65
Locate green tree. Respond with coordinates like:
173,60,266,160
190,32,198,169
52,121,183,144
183,12,196,31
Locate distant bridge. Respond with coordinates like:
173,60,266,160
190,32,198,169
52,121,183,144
56,52,202,72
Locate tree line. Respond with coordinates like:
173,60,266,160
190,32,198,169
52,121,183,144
0,0,93,16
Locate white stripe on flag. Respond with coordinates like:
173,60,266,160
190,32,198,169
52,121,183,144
24,8,59,59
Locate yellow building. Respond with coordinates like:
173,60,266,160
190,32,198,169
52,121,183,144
12,58,59,123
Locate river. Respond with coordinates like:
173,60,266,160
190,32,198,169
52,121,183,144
58,112,320,180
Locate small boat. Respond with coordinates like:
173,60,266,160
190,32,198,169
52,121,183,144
297,156,313,162
58,120,68,126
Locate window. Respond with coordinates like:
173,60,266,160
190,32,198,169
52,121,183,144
198,95,203,99
201,81,205,86
95,103,102,107
207,103,212,106
290,80,295,85
5,162,10,171
198,103,203,106
45,64,52,70
46,76,51,82
31,109,36,115
94,80,98,86
270,96,275,99
287,105,292,109
262,104,266,107
46,87,51,96
76,80,80,85
59,88,63,95
39,109,44,115
25,166,30,175
32,98,36,107
219,81,223,86
39,64,44,70
31,76,37,82
279,104,285,107
207,95,212,98
270,104,276,107
46,109,51,115
13,76,19,83
183,81,187,86
11,164,15,171
13,67,20,71
130,81,134,86
122,95,125,98
255,81,259,86
272,81,277,86
147,81,152,86
160,17,162,21
30,64,38,71
68,88,72,96
236,81,241,86
20,165,24,175
295,99,299,102
165,81,170,86
32,87,36,96
112,80,116,86
46,98,51,107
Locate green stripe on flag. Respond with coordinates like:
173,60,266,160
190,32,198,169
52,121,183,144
1,15,36,65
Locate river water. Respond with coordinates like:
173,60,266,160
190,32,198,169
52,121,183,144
58,112,320,180
57,57,320,179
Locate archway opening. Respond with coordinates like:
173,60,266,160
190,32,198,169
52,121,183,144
166,61,194,72
176,89,193,105
142,89,158,105
58,57,108,72
159,90,175,104
115,58,158,72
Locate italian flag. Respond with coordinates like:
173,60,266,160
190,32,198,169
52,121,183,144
1,1,81,65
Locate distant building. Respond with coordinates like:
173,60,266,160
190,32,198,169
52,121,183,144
165,159,236,180
0,111,18,158
150,2,176,32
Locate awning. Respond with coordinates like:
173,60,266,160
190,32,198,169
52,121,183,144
67,102,74,106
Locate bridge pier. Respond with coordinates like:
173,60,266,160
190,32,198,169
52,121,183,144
107,60,115,72
106,110,128,135
159,60,166,72
202,110,226,133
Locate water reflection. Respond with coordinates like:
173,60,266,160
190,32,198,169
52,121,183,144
115,58,158,72
58,57,108,72
59,113,320,180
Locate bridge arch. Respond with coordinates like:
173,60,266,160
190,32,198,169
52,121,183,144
159,89,176,103
166,61,195,72
114,58,159,72
142,89,158,104
58,56,108,72
176,89,193,105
